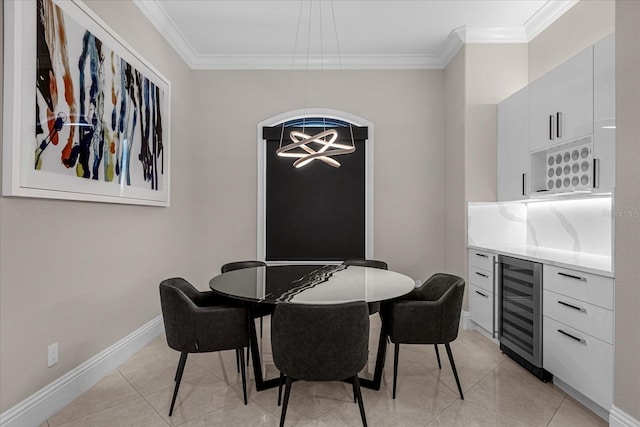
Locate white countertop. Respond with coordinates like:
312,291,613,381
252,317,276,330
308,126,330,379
468,245,614,277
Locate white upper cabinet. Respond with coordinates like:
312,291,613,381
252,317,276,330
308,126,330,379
593,33,615,194
529,47,594,152
498,86,530,201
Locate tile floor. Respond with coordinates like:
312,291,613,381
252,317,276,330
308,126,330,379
41,317,607,426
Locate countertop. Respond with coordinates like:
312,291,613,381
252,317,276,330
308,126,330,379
468,245,614,278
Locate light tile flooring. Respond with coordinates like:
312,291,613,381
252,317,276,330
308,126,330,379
42,317,607,426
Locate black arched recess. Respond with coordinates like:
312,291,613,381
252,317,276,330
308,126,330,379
262,124,368,262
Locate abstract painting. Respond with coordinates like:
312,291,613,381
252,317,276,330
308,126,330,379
3,0,171,206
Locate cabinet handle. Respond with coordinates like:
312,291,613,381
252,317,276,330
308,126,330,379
557,329,586,345
522,173,527,196
556,112,562,138
475,253,488,258
557,272,587,281
475,272,488,278
593,158,600,189
475,290,489,298
549,115,556,140
558,300,586,313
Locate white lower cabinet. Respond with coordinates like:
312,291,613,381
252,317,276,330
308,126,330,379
542,265,614,411
543,316,613,409
468,249,496,336
470,285,493,333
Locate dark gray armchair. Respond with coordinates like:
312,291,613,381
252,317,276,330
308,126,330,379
159,278,249,416
383,273,465,399
271,302,370,427
221,260,272,337
342,259,388,315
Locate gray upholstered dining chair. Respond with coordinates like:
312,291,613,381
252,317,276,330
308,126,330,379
271,302,370,427
221,260,272,337
221,260,272,369
342,259,389,315
382,273,465,400
342,259,388,270
159,278,249,416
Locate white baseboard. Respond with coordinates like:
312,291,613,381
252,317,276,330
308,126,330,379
610,405,640,427
552,377,610,421
0,316,164,427
461,310,473,330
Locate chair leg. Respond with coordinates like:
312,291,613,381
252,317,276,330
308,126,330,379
279,376,293,427
277,372,284,406
445,343,464,400
236,348,240,373
169,352,188,416
353,376,368,427
174,352,187,382
392,342,400,399
352,378,357,403
247,343,251,366
434,344,442,369
239,347,248,405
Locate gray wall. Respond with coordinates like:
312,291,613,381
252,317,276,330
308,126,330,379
0,0,194,411
443,48,467,290
614,0,640,420
443,43,528,310
187,69,446,285
529,0,615,82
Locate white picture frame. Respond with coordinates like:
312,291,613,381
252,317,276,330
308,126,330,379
2,0,171,206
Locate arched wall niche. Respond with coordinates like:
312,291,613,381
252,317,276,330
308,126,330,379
257,108,374,263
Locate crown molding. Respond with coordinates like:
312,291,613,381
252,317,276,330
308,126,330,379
461,26,528,43
132,0,200,67
439,29,465,68
525,0,580,41
135,0,577,70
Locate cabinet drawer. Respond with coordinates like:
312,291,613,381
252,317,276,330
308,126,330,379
543,316,612,409
469,266,493,292
543,290,613,344
469,249,494,272
470,285,494,334
543,265,614,310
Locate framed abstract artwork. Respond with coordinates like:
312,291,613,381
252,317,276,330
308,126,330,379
2,0,171,206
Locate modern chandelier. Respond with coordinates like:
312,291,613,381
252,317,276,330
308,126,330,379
276,126,356,168
276,0,356,168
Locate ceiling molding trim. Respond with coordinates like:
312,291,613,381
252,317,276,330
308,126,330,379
134,0,578,70
438,28,465,69
524,0,579,41
463,26,528,43
132,0,199,67
189,54,445,70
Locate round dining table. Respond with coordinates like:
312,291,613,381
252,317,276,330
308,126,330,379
209,264,416,391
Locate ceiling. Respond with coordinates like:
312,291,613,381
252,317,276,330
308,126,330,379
133,0,578,70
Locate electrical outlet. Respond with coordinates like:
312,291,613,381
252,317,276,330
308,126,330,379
47,343,58,367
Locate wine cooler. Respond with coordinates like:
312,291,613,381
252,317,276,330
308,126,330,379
498,255,552,381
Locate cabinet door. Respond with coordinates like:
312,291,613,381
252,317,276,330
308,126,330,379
470,285,494,334
593,33,615,194
543,316,613,409
498,87,530,201
530,47,594,152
